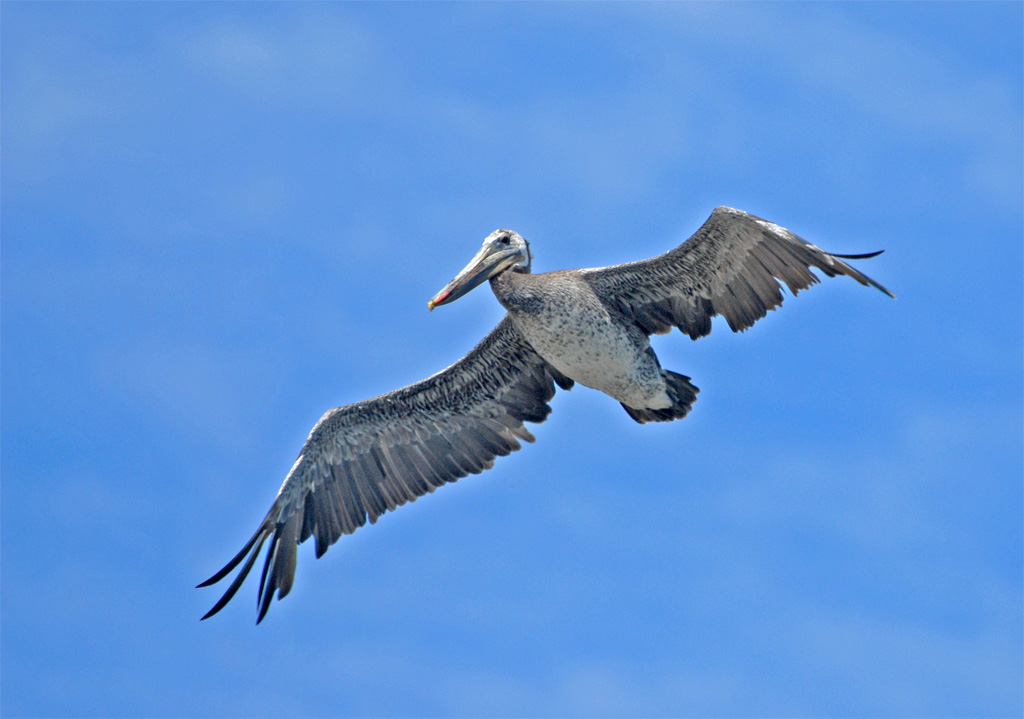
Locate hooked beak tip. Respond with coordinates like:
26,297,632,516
428,290,449,311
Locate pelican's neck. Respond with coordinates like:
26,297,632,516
489,266,535,313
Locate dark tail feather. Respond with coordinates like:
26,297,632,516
621,371,699,424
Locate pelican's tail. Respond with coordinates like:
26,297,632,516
620,371,699,424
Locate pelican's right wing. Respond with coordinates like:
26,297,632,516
198,315,573,623
581,206,894,339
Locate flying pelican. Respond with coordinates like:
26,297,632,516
199,206,894,623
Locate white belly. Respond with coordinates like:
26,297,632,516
511,303,672,410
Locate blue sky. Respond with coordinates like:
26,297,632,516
2,2,1021,717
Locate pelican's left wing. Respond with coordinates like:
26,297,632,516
199,315,573,623
580,206,894,339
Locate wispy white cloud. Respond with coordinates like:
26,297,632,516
640,3,1022,212
89,339,280,452
175,11,381,109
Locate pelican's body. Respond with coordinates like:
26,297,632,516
493,270,678,412
200,206,894,622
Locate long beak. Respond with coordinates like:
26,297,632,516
428,246,519,311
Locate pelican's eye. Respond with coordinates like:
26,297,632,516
497,235,511,246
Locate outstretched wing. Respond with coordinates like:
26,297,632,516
198,316,573,623
581,206,894,338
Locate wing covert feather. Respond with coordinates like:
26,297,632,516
581,206,894,338
199,316,573,622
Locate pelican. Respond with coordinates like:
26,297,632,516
199,206,894,622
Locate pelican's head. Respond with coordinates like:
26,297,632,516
428,229,530,310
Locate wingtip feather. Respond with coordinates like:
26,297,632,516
833,251,896,299
832,249,885,260
199,530,270,621
196,526,265,588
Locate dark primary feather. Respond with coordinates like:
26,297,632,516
198,316,573,623
581,206,895,339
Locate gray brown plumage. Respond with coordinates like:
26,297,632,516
199,206,893,623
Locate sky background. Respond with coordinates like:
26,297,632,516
2,2,1021,717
